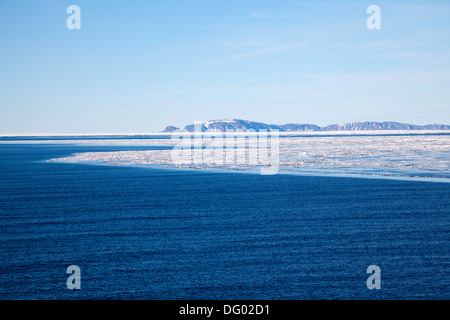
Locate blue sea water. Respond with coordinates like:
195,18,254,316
0,143,448,299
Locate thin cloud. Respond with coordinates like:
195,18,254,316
250,10,305,19
209,41,310,64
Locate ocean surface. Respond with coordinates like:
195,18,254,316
0,142,449,299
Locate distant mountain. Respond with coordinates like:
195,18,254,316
162,126,180,133
320,121,450,131
162,119,450,132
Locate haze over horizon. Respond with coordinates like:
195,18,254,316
1,0,450,134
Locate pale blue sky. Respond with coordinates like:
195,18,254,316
1,0,449,133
